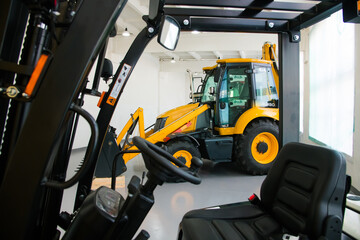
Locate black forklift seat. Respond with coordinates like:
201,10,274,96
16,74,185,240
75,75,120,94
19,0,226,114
178,142,348,240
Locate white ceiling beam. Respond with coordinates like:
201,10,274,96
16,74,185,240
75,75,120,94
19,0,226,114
213,51,223,59
239,50,246,58
188,51,202,60
116,17,141,35
164,52,180,61
110,32,278,55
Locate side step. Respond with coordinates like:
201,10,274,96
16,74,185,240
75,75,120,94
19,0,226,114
204,136,233,162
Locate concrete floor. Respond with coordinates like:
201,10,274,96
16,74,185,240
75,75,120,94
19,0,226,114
61,148,266,239
60,148,360,239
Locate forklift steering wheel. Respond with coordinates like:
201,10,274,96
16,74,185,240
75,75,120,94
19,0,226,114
132,137,201,185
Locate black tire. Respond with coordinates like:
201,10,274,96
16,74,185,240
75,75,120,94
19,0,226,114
164,139,201,182
233,119,279,175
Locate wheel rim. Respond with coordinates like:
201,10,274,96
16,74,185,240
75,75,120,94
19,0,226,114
173,150,192,168
251,132,278,164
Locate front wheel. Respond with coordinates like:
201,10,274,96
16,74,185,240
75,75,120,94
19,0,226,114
233,119,279,175
164,139,201,182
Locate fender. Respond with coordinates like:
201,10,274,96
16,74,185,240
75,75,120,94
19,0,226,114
164,132,200,147
234,107,279,134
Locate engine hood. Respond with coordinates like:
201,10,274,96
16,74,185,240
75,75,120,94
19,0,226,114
157,102,200,125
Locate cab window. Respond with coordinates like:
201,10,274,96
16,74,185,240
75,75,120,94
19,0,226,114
226,66,251,126
254,66,278,108
201,71,217,102
228,67,250,108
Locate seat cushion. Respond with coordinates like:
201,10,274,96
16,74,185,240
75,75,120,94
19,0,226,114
180,202,282,240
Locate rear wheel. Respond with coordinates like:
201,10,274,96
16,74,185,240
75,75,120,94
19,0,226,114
233,119,279,175
164,139,201,182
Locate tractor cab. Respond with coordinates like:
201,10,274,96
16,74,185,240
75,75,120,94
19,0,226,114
197,58,279,130
214,59,279,130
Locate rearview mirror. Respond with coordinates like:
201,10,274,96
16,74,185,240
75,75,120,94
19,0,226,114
158,16,180,51
189,92,203,101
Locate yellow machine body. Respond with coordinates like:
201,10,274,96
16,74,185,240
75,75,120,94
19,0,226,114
116,43,280,175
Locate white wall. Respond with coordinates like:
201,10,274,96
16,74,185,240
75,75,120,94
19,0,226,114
348,25,360,190
300,25,360,190
158,60,215,113
158,72,189,113
72,52,160,148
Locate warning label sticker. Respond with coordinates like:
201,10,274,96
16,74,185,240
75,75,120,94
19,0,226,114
107,63,132,106
107,96,116,105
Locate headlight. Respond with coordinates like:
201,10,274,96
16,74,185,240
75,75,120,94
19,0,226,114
154,117,167,131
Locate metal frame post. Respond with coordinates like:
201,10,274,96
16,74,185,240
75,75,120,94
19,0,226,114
279,32,300,146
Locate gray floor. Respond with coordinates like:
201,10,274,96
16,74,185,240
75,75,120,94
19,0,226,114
61,149,266,239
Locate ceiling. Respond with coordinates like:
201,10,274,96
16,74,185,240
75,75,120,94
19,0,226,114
115,0,342,62
115,0,267,62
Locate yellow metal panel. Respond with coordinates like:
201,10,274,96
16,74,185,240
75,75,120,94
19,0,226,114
138,108,145,138
262,43,279,92
145,129,153,138
203,65,217,71
122,104,210,163
216,58,271,65
214,127,235,135
116,107,144,145
234,108,279,134
157,103,199,123
182,118,197,133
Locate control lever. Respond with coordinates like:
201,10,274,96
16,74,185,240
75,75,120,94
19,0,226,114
189,157,203,174
134,230,150,240
128,176,141,195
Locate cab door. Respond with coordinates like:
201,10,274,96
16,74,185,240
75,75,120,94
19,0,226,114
216,64,253,128
252,63,279,108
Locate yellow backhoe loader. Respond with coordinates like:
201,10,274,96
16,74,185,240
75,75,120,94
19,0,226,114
115,42,280,177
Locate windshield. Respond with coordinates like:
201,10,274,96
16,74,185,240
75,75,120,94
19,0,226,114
200,70,217,102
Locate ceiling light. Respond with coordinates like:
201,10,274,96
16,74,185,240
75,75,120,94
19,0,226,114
122,28,130,37
191,30,200,34
171,58,176,63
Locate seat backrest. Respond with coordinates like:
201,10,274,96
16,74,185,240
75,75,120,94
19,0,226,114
260,142,347,239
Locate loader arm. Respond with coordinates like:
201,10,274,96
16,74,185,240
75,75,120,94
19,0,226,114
262,42,279,94
119,104,210,164
116,107,146,145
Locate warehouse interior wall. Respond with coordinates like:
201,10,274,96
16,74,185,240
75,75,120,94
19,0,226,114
158,60,214,113
73,53,161,149
71,19,360,190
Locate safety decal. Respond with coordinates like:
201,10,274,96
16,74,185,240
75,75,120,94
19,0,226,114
107,63,132,106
